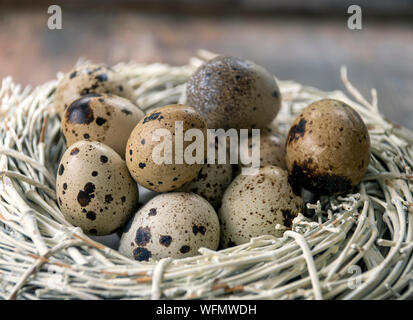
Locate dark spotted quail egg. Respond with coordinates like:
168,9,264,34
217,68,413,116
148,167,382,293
61,93,144,157
219,166,303,248
56,140,139,236
119,192,220,261
54,63,135,117
126,104,207,192
285,98,371,195
186,55,281,129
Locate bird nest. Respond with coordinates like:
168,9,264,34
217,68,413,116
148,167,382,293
1,50,413,300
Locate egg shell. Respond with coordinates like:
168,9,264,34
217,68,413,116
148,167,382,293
186,55,281,129
119,192,220,261
56,140,139,235
219,165,303,248
239,127,286,170
61,93,144,157
177,144,233,209
285,98,371,195
126,104,208,192
54,63,135,117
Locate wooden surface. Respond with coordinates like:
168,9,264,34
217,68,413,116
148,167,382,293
0,5,412,129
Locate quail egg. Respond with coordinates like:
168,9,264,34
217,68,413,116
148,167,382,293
54,63,135,117
219,165,303,247
285,98,371,195
239,127,286,170
56,140,139,235
119,192,220,261
186,55,281,129
177,141,233,209
126,104,207,192
61,93,144,157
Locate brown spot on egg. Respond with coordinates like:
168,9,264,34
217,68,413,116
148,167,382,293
121,108,132,115
86,211,96,221
58,164,64,175
77,182,96,207
287,117,307,144
135,226,151,246
66,96,95,125
95,117,107,126
192,225,206,235
290,161,352,195
159,235,172,247
70,147,79,155
148,208,157,216
100,155,108,163
133,247,152,261
180,245,191,254
105,194,113,203
96,73,108,82
143,112,162,123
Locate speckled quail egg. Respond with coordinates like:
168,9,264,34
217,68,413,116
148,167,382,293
219,165,303,248
126,104,208,192
285,98,371,195
56,140,139,235
239,127,286,170
61,93,144,157
119,192,220,261
177,141,233,209
54,63,135,117
186,55,281,129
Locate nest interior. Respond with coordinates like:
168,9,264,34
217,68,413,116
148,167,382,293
1,51,413,300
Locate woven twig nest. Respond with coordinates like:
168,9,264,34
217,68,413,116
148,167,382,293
1,50,413,300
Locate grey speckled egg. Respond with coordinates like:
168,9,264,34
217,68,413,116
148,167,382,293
54,63,135,117
119,192,220,261
186,55,281,129
61,93,144,157
56,140,139,236
219,165,303,248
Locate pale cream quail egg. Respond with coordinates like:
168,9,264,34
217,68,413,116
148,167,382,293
54,63,135,117
219,165,303,247
119,192,220,261
61,93,144,157
56,140,139,235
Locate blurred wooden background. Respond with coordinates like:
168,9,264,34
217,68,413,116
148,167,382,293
0,0,412,128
